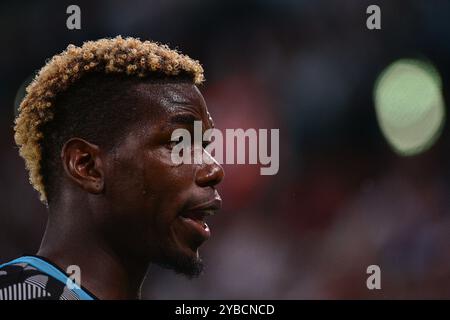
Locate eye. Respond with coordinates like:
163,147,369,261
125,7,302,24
167,136,183,149
202,132,214,149
203,140,212,149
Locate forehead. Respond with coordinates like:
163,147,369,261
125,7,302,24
131,81,211,123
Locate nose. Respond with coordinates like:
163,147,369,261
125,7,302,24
195,161,225,188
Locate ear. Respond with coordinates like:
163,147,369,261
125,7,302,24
61,138,105,195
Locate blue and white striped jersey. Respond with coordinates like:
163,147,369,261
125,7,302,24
0,256,96,300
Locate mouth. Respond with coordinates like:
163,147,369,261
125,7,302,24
179,197,222,242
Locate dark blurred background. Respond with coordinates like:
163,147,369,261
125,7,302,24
0,0,449,299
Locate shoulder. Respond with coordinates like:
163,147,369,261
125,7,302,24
0,260,78,300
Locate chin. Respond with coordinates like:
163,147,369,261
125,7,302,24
155,246,204,278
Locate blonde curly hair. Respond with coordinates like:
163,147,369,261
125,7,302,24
14,36,204,203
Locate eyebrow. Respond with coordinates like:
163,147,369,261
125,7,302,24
168,113,201,126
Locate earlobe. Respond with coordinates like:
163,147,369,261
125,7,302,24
61,138,105,195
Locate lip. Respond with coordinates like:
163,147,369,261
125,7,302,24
185,196,222,213
179,216,211,241
178,195,222,243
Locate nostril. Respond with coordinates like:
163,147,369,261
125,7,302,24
210,165,224,185
195,163,224,187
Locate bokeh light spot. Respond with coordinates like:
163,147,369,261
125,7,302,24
374,59,445,156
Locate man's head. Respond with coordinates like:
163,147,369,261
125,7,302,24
14,37,224,277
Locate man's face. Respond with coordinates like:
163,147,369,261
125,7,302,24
100,81,224,277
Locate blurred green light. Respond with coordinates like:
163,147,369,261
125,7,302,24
374,59,445,156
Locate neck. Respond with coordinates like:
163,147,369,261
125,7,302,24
37,205,149,300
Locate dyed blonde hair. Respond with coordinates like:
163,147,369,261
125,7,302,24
14,36,204,203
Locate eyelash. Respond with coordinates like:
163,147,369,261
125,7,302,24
167,138,211,149
167,137,182,149
203,140,212,148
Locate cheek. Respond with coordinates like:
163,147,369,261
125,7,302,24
143,148,196,194
105,155,146,204
142,152,197,233
138,150,196,212
105,147,196,224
